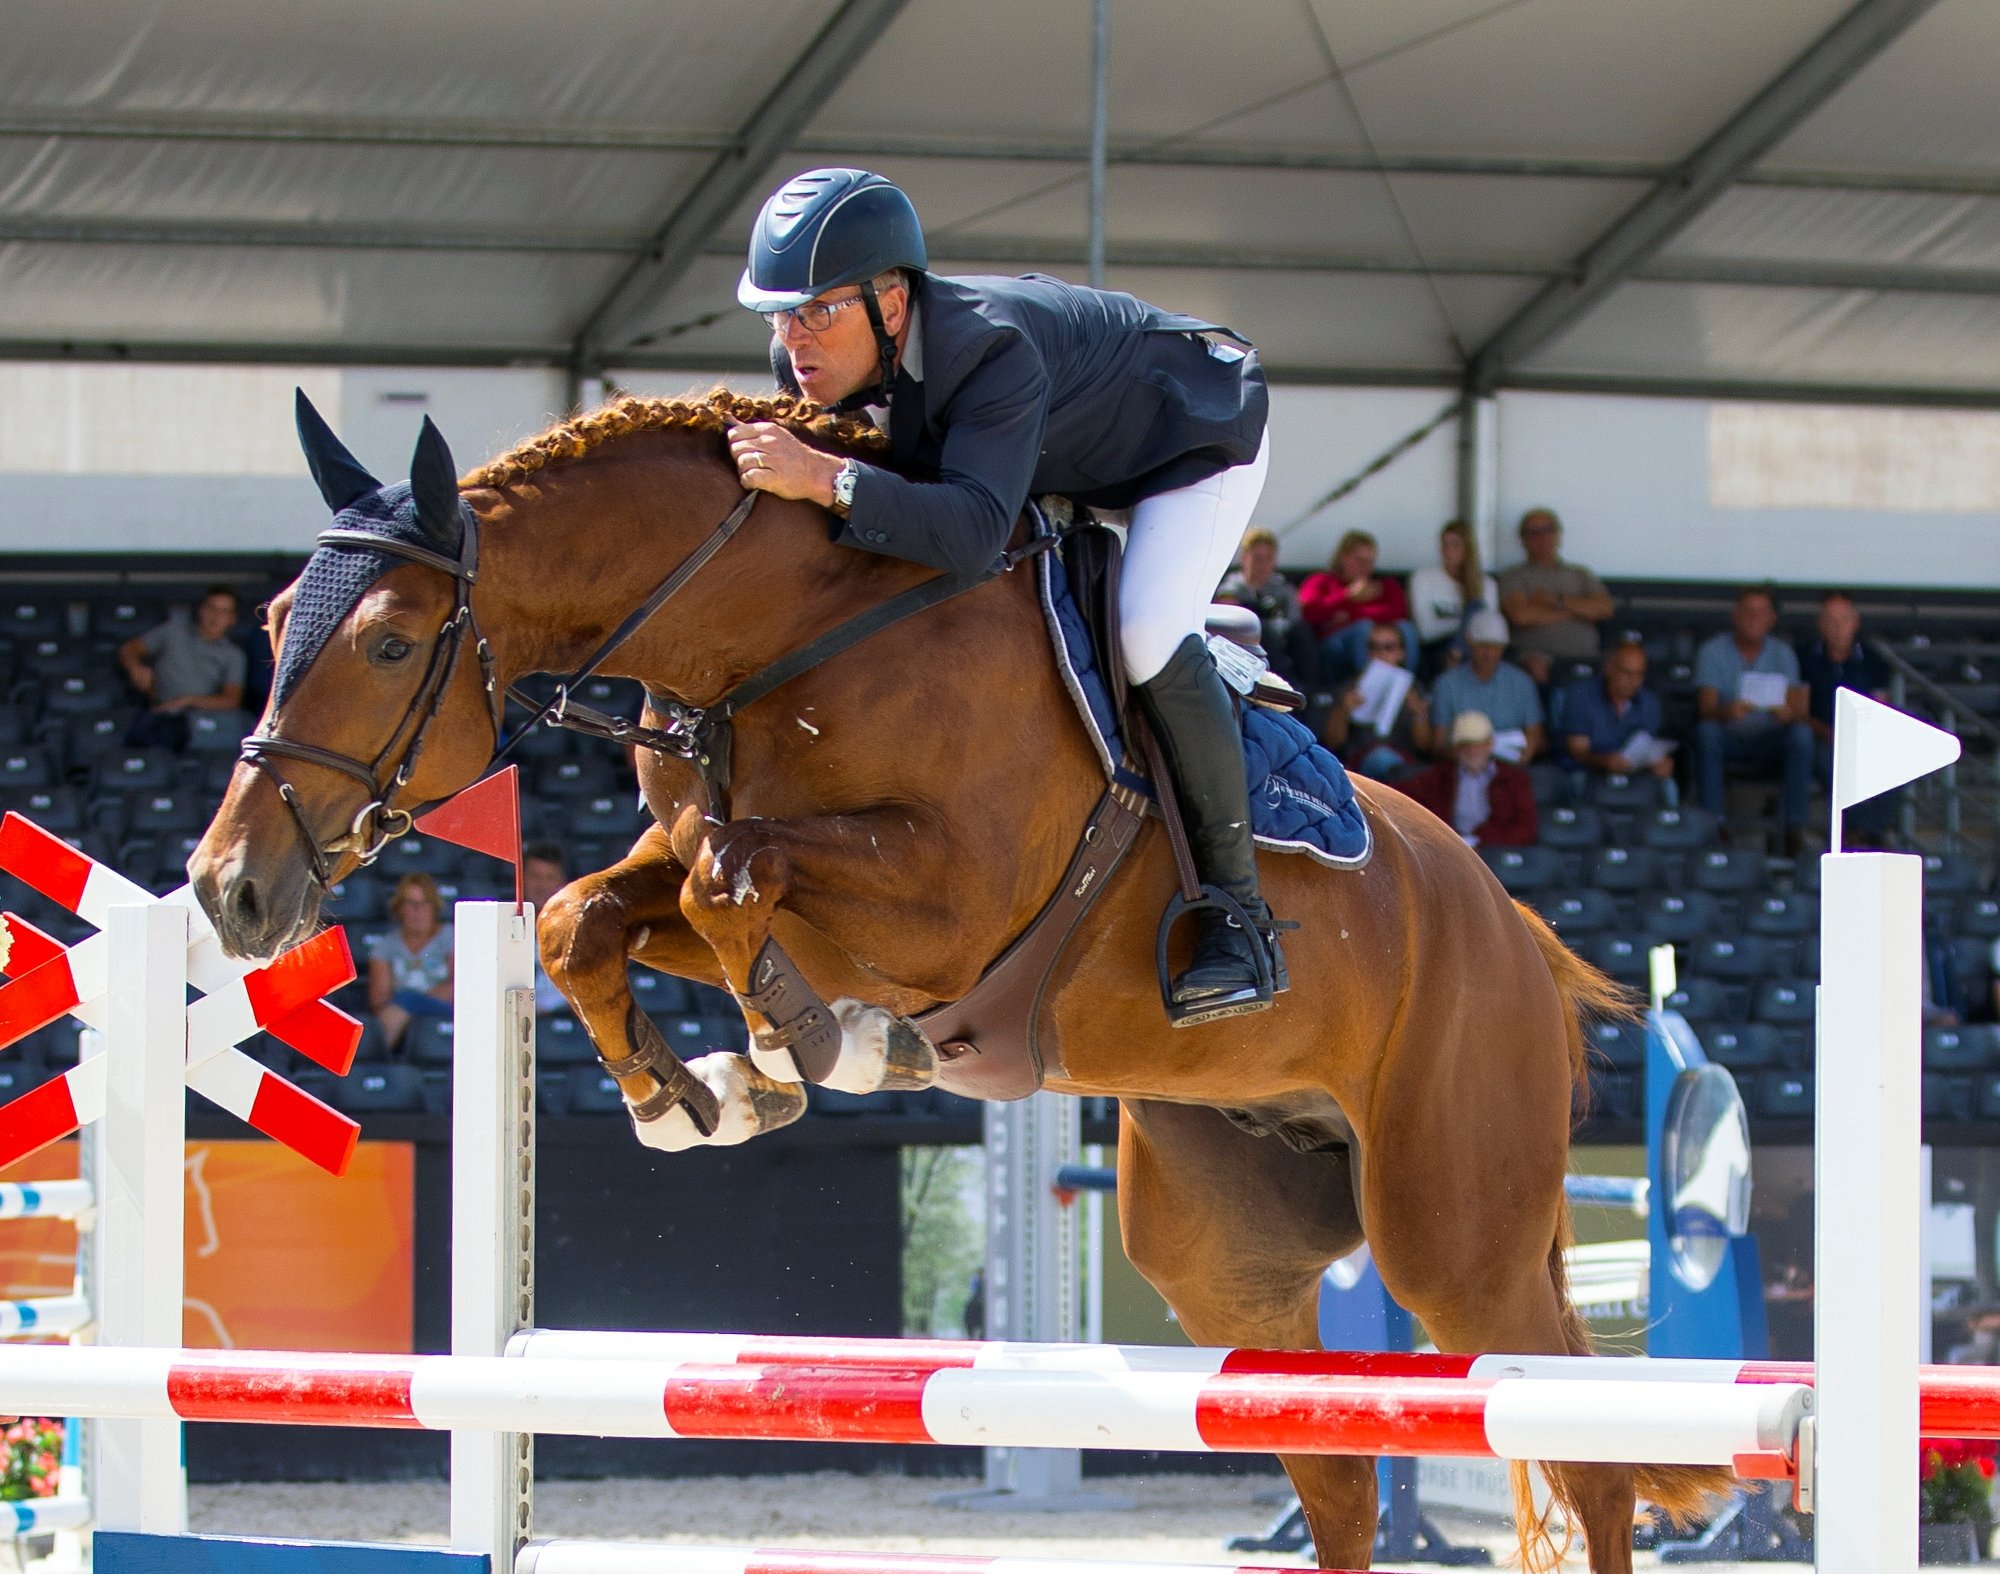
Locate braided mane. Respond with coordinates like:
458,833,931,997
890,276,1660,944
464,387,889,491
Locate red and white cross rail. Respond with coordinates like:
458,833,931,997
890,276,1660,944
0,814,362,1175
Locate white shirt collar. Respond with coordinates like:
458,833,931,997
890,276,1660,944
865,299,923,431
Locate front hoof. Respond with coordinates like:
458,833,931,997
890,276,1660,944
821,999,938,1095
628,1052,807,1151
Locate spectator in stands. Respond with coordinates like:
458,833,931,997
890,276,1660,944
1497,508,1614,685
523,842,571,1017
1320,623,1432,780
1799,590,1894,847
1693,585,1815,853
117,586,248,750
1299,530,1412,683
1427,609,1546,762
1561,639,1678,793
1216,528,1319,689
1397,711,1538,847
367,872,454,1052
1407,519,1498,677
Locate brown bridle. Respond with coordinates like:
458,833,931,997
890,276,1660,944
237,515,504,891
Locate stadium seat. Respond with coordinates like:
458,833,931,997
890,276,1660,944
404,1018,455,1066
1923,1073,1972,1124
1925,1025,2000,1073
568,794,646,842
0,749,54,790
536,757,617,799
1744,891,1815,938
0,1054,46,1101
1538,804,1603,851
1638,806,1718,852
1702,1023,1781,1071
628,970,692,1017
1690,934,1776,980
1974,1075,2000,1123
1479,844,1562,895
20,639,88,679
686,982,737,1015
2,785,83,834
1527,762,1571,807
334,1063,427,1113
536,1013,595,1065
1756,1072,1814,1119
1752,977,1816,1025
1638,891,1721,947
1662,976,1729,1025
43,673,121,716
1586,933,1649,985
89,600,164,642
1539,888,1620,938
573,676,644,719
124,791,201,836
1586,844,1661,893
1688,847,1765,895
506,714,572,762
184,710,251,754
1587,773,1662,813
94,748,176,794
323,873,383,925
64,714,128,771
536,1070,573,1117
1584,1069,1637,1121
0,602,63,640
0,708,26,750
1961,896,2000,940
1923,853,1984,896
374,835,462,878
1585,1018,1645,1070
565,1067,628,1115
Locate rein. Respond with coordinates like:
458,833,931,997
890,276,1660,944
245,480,1052,885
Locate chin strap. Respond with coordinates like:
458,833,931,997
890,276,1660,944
827,279,902,416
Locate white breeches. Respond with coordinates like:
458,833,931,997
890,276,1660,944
1118,430,1272,684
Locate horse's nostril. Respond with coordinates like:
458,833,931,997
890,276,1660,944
226,877,264,937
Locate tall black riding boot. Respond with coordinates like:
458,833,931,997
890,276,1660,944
1136,635,1287,1023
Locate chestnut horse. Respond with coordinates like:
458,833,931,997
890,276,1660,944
190,391,1719,1571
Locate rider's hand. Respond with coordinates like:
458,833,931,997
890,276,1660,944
727,422,842,509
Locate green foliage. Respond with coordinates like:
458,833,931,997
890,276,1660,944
901,1145,982,1336
1,1418,61,1501
1921,1440,1997,1525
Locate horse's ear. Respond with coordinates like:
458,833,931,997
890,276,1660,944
295,388,380,512
408,416,464,554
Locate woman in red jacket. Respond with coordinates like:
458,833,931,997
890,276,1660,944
1299,529,1413,683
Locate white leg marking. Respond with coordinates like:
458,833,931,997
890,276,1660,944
820,998,939,1095
628,1052,807,1152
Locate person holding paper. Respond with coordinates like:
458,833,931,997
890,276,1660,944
1427,609,1546,763
1397,711,1539,847
1320,623,1432,779
1692,585,1815,853
1562,640,1678,790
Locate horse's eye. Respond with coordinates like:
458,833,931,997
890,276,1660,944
379,637,414,663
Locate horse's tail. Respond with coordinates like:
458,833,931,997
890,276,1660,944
1507,903,1732,1572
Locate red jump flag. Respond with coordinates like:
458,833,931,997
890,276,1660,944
415,766,523,908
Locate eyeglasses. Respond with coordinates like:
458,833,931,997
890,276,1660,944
760,294,866,334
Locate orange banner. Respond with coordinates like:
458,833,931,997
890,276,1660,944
0,1139,414,1352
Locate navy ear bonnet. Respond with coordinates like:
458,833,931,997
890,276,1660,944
273,391,470,710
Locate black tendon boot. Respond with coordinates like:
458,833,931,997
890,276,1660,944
1137,635,1289,1024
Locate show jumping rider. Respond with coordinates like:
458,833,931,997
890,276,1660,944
727,168,1282,1022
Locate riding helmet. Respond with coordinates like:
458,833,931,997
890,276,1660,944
737,168,928,312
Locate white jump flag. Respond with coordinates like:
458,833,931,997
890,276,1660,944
1829,688,1960,853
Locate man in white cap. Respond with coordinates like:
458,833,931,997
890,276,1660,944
1426,608,1546,763
1398,710,1539,847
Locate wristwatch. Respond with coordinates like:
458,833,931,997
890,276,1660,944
830,459,861,518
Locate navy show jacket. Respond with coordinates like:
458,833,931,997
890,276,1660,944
773,272,1269,577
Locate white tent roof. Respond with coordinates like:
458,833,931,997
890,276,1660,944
2,0,1994,401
